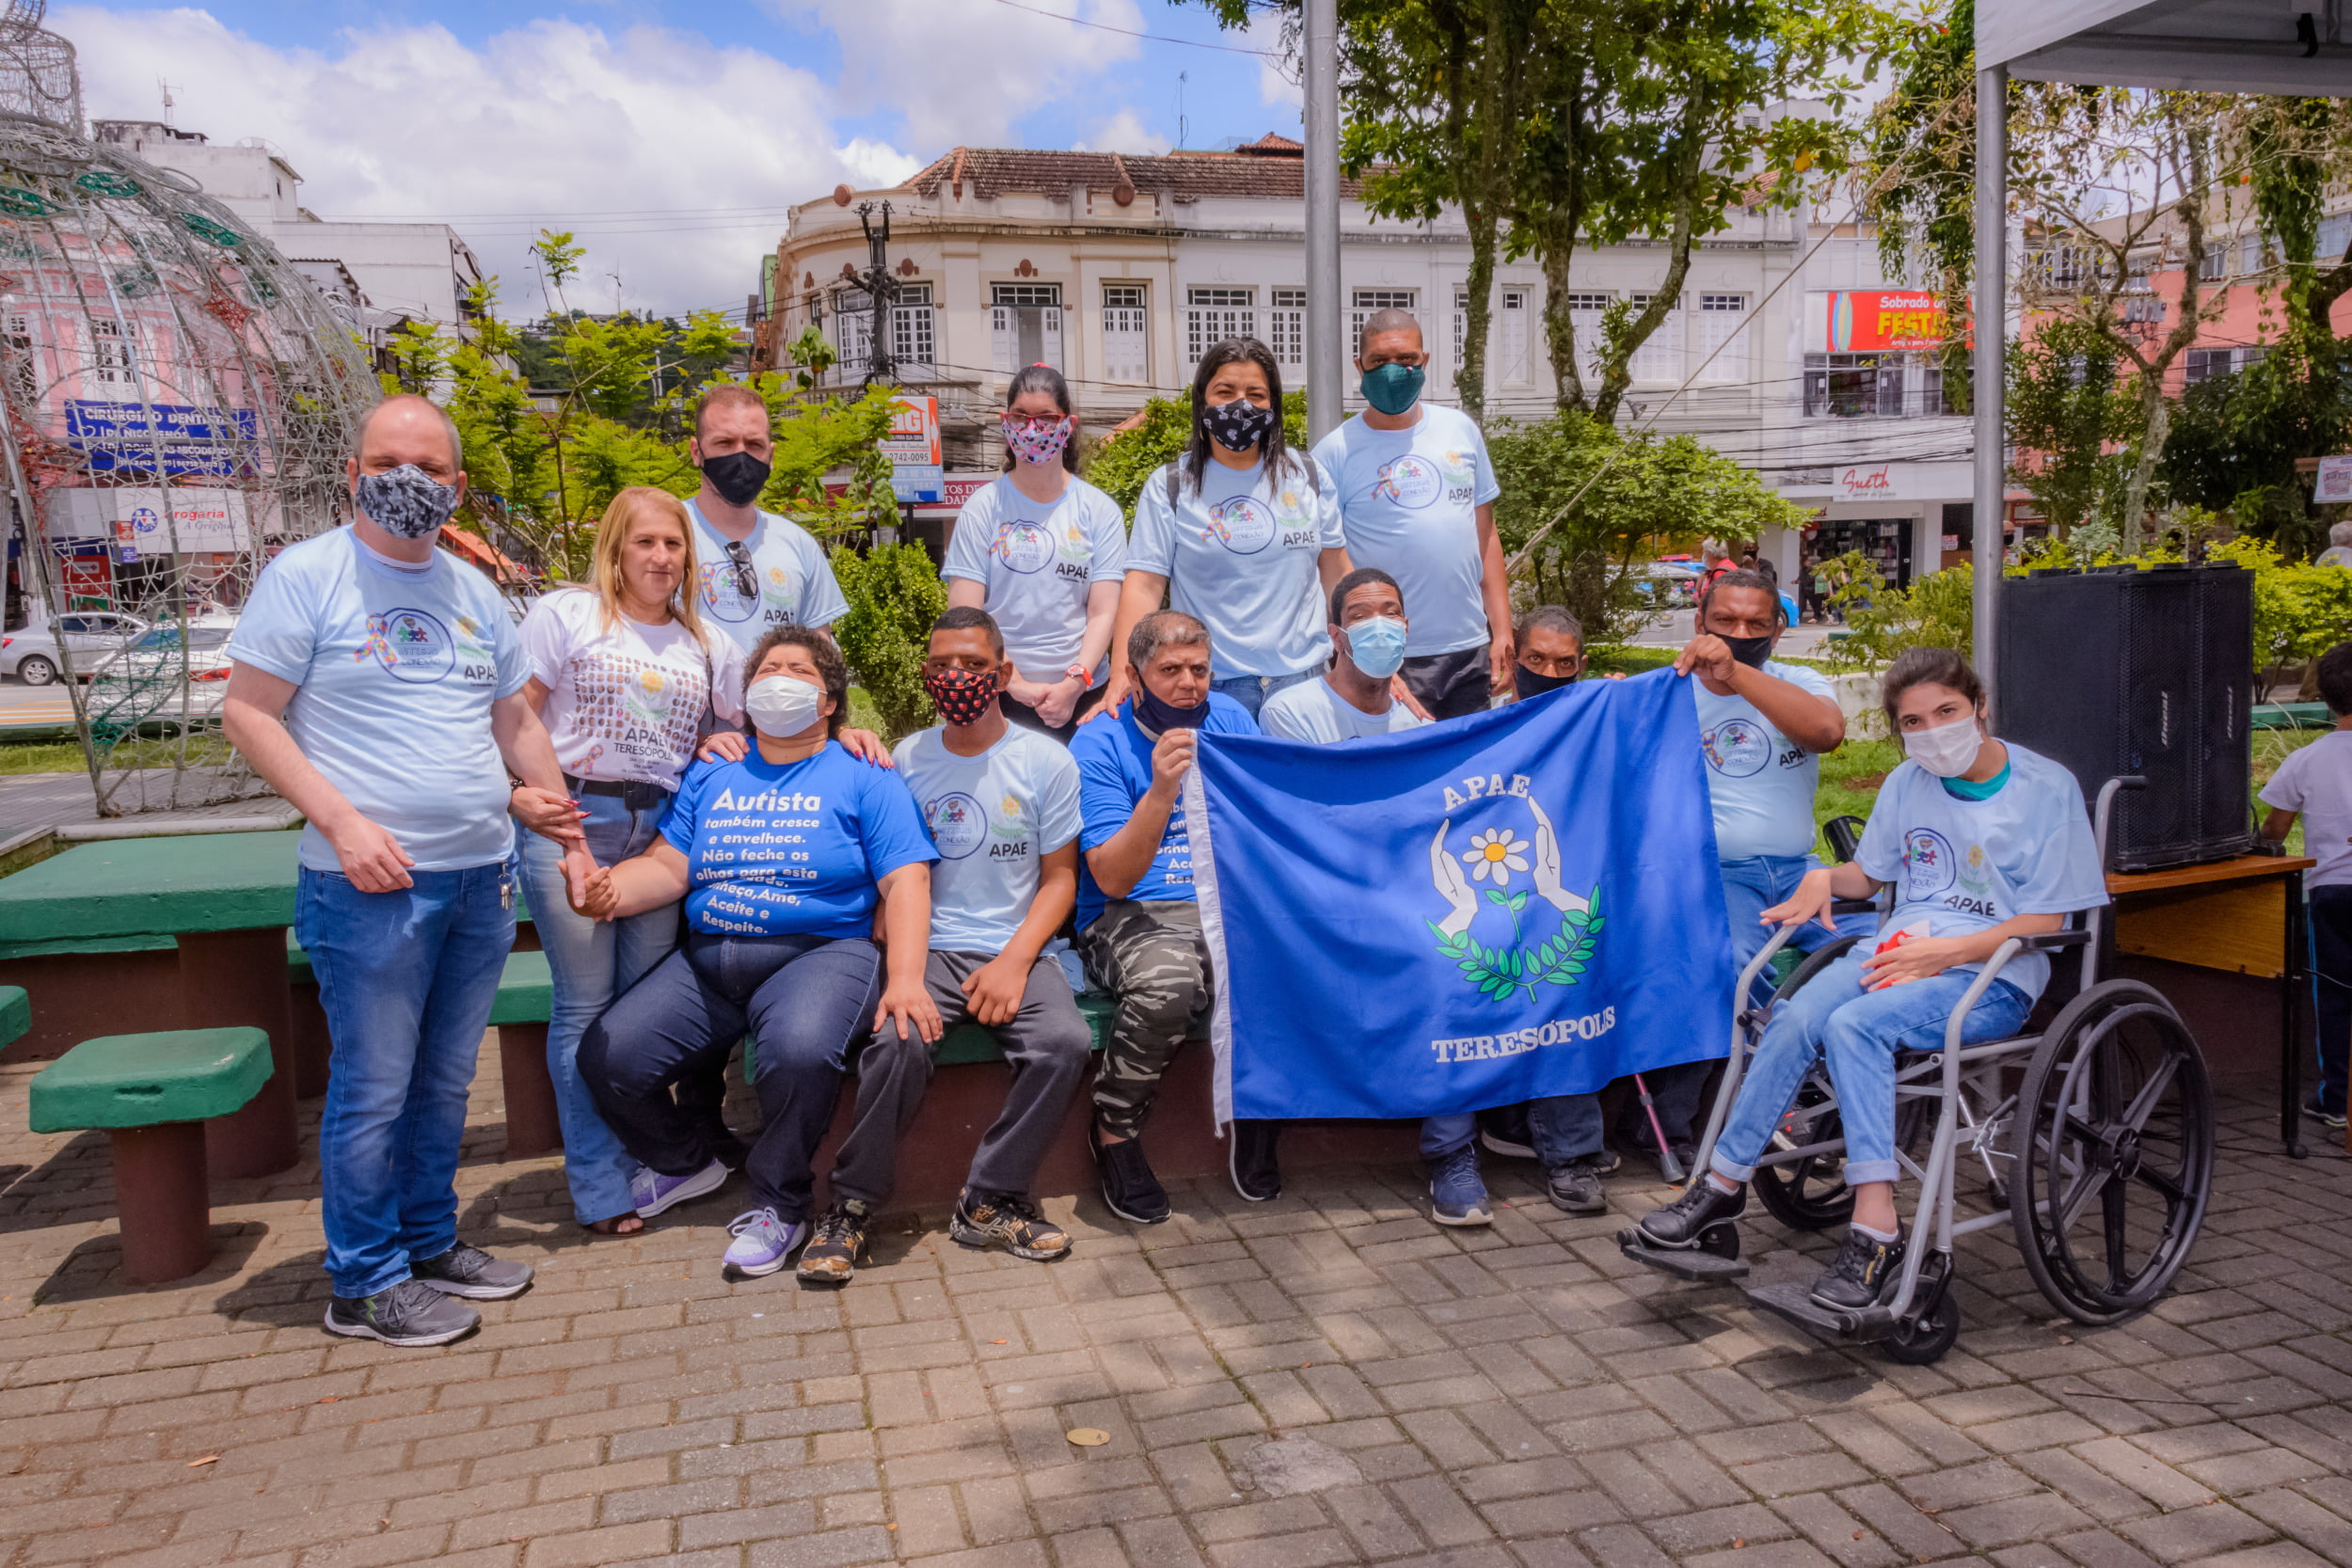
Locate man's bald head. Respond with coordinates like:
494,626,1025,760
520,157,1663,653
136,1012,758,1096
353,394,463,481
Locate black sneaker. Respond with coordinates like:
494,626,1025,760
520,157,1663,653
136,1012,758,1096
1812,1227,1905,1310
1092,1125,1169,1225
1637,1180,1745,1246
1477,1104,1536,1160
795,1198,872,1285
1543,1157,1609,1215
2305,1095,2347,1131
1230,1119,1282,1202
951,1188,1073,1260
325,1278,480,1346
409,1243,532,1301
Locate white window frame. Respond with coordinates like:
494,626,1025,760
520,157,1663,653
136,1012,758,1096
991,283,1064,374
1267,287,1306,367
1102,283,1149,384
1564,292,1610,388
1695,293,1747,384
87,316,135,388
1627,292,1684,386
1499,288,1530,385
1185,287,1256,363
891,282,934,375
1350,288,1417,359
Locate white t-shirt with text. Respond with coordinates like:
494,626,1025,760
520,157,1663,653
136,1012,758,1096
1260,675,1431,744
1126,454,1344,680
941,475,1128,683
1309,404,1501,658
1696,659,1837,862
688,499,850,652
520,588,746,792
897,722,1083,956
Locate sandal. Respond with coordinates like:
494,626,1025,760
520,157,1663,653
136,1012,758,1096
586,1212,644,1236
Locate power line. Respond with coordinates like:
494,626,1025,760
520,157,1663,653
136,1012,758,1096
987,0,1280,56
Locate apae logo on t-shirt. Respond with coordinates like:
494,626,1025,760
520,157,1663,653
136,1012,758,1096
1702,718,1773,778
927,792,989,859
1902,827,1959,896
1375,454,1445,509
698,561,794,626
1201,497,1276,554
993,521,1057,575
362,608,455,684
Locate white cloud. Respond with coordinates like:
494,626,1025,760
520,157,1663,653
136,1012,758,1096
1073,109,1169,156
57,7,923,317
1250,10,1302,115
765,0,1144,152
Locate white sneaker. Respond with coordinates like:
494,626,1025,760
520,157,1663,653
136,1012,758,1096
629,1157,728,1219
722,1207,806,1276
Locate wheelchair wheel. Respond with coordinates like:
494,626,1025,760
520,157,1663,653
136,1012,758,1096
1753,1086,1855,1230
2010,981,2214,1326
1881,1285,1960,1366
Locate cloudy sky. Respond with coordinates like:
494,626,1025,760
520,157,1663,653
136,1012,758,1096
59,1,1300,318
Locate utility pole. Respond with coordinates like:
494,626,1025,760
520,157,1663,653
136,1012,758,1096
1303,0,1343,443
851,200,900,388
1971,64,2006,722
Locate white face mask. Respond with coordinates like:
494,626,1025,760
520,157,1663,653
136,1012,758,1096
745,673,825,739
1903,713,1983,778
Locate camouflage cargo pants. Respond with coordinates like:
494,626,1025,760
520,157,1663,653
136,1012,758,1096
1078,899,1213,1139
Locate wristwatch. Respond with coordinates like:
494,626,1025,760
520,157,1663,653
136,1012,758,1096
1063,663,1092,685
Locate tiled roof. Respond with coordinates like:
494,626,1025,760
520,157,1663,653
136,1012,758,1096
903,144,1359,203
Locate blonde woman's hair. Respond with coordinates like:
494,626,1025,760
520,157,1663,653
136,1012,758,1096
590,486,708,649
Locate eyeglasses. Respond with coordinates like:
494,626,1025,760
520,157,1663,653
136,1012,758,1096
1001,413,1067,432
725,540,756,600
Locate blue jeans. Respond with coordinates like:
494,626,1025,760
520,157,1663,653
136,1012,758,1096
299,860,516,1299
1212,669,1316,720
582,931,883,1222
1421,1096,1602,1164
516,793,680,1225
1646,855,1881,1144
1711,953,2031,1187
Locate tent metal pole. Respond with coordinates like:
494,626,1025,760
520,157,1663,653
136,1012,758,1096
1973,62,2008,722
1305,0,1343,443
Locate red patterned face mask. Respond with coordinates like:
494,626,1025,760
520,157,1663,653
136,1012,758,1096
922,664,1000,726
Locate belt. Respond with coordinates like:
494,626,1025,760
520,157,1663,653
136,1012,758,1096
564,774,672,811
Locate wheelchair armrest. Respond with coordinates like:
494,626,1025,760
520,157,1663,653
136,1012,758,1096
2009,931,2090,954
1828,898,1883,915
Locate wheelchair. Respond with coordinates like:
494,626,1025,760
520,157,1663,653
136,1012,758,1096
1619,778,2217,1365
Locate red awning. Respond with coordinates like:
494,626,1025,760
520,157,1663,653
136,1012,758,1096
439,524,528,584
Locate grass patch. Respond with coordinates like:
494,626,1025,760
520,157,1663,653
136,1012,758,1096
0,731,235,776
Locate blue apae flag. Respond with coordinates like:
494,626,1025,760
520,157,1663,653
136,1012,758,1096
1185,668,1736,1123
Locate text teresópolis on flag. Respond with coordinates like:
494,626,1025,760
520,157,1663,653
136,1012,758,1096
1184,668,1735,1124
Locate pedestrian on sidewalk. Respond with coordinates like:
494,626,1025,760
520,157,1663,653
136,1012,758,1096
224,393,584,1348
2261,640,2352,1129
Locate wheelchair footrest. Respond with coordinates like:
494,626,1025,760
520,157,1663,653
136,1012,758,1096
1743,1282,1897,1342
1617,1230,1751,1283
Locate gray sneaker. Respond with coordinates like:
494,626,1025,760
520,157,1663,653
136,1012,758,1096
325,1278,480,1346
1543,1158,1609,1215
409,1243,533,1300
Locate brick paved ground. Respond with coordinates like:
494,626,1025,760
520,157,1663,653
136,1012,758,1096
5,1055,2351,1568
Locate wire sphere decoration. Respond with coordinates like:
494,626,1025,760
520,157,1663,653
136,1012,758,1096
0,22,376,816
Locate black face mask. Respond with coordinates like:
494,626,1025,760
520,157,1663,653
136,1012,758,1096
1130,681,1209,734
1201,397,1277,453
1720,633,1774,670
1514,665,1578,701
700,450,771,508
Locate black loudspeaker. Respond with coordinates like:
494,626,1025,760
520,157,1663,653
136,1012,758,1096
1994,563,2254,872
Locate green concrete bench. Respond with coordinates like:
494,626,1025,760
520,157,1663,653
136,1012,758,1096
488,950,559,1158
28,1026,271,1284
934,990,1115,1066
0,985,28,1050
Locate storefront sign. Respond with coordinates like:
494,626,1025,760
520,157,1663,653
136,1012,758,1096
880,396,942,503
48,486,251,552
2319,454,2352,505
1805,291,1970,355
1825,461,1977,503
64,400,258,477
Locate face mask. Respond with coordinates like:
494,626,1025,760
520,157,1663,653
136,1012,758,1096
922,665,999,727
745,673,825,738
1130,680,1208,735
1001,413,1074,466
1903,714,1983,778
1359,361,1425,416
1515,665,1578,701
1720,632,1774,670
1343,616,1408,680
355,465,460,540
1201,397,1277,453
700,450,771,508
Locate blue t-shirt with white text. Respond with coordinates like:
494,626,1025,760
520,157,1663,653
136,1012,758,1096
1072,693,1260,929
660,743,936,939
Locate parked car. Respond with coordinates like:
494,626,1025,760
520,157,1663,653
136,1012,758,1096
86,625,235,720
0,610,149,686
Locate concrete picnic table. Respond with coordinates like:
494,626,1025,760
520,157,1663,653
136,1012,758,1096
0,830,302,1179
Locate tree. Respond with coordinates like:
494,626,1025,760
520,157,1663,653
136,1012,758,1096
1086,391,1311,519
1487,410,1805,641
2004,316,2135,538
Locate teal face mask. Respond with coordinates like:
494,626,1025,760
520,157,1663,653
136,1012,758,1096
1344,616,1409,679
1359,360,1425,416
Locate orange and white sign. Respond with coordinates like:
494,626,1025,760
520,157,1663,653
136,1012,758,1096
1806,291,1970,355
880,396,941,467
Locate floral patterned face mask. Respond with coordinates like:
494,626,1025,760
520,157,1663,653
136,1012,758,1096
1001,413,1075,466
355,465,461,539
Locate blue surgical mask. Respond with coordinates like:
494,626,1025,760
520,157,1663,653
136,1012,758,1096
1344,616,1408,679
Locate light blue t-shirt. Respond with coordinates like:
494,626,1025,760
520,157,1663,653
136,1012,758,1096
1854,742,2107,999
941,475,1128,683
1259,675,1430,744
1126,455,1344,679
1696,660,1838,861
897,723,1082,955
687,499,851,651
1310,404,1501,658
1072,693,1261,929
229,527,527,875
660,742,935,940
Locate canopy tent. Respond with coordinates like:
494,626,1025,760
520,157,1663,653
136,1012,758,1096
1966,0,2352,705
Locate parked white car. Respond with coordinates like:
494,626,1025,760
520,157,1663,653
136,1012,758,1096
0,610,149,686
86,624,236,720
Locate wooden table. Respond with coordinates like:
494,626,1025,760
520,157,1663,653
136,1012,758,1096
2107,852,2317,1157
0,831,300,1179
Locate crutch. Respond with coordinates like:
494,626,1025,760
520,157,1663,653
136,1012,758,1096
1631,1072,1685,1182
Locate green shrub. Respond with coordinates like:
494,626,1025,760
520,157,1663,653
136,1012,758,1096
827,542,946,742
